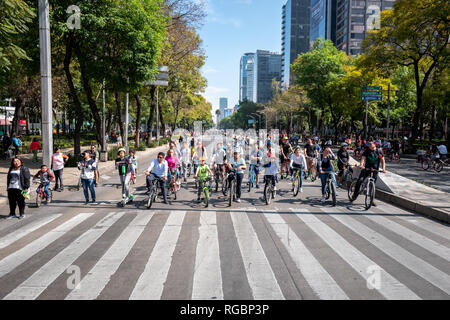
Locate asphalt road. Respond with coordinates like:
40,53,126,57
0,154,449,300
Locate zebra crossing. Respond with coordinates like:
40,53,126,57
0,202,449,300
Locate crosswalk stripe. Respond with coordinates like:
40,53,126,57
264,212,349,300
3,212,125,300
0,215,62,250
230,211,285,300
64,212,153,300
192,211,223,300
291,208,421,300
362,210,450,259
0,213,93,278
130,211,186,300
327,206,450,296
376,205,450,242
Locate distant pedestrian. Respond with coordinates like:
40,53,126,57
2,132,12,153
117,134,122,147
78,151,97,204
51,147,69,191
29,138,42,163
6,157,30,219
12,134,22,156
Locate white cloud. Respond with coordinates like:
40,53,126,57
208,16,242,28
203,66,219,74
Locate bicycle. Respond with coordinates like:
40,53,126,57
145,173,160,209
306,158,318,182
433,157,449,173
198,176,213,207
0,147,13,160
33,180,53,207
324,172,337,206
225,169,237,207
263,175,276,205
292,166,305,197
247,164,257,192
388,150,400,163
348,168,379,210
167,170,178,200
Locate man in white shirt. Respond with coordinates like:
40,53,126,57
180,142,191,182
145,152,169,204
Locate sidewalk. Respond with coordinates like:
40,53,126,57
349,155,450,223
0,143,169,206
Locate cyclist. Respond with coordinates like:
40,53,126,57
289,147,307,193
180,142,191,182
168,140,181,159
226,151,246,203
262,150,280,193
336,142,350,187
115,148,134,203
304,138,319,180
318,147,337,203
78,151,97,204
212,142,227,183
280,136,293,179
33,164,54,201
194,156,213,203
350,142,386,205
145,152,169,204
437,144,448,161
128,149,138,182
165,148,180,186
249,143,263,188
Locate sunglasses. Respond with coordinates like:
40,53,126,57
158,156,164,158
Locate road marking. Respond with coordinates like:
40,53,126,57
0,214,62,249
328,207,450,296
0,213,93,278
264,212,349,300
363,211,450,258
192,211,223,300
230,211,285,300
3,212,125,300
130,211,186,300
291,208,421,300
65,212,153,300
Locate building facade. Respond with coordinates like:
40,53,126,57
335,0,395,55
309,0,337,47
219,98,228,121
281,0,311,88
239,53,255,102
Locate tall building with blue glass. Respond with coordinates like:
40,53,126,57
309,0,337,47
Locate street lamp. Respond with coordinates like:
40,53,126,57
338,74,369,140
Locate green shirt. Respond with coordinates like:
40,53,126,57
196,164,209,180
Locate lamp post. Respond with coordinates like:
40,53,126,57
338,74,368,140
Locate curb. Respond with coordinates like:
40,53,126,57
375,189,450,224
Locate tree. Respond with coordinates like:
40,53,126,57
359,0,450,144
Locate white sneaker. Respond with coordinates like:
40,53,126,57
236,198,241,203
300,187,303,193
320,197,326,203
273,186,277,191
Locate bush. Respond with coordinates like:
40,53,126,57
108,146,119,160
149,141,157,148
137,143,147,151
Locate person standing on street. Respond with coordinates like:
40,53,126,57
78,152,97,204
2,132,12,154
226,151,246,203
51,147,69,191
90,145,100,187
29,138,42,163
12,134,22,156
6,157,31,219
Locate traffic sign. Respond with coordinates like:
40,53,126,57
361,96,382,101
361,86,382,100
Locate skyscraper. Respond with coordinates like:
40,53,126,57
309,0,337,47
219,98,228,121
281,0,311,89
239,51,282,103
335,0,395,55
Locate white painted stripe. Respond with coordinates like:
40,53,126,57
327,207,450,296
376,205,450,241
230,211,284,300
192,211,223,300
0,214,62,249
65,212,153,300
3,212,124,300
0,213,93,278
264,212,349,299
291,208,421,300
363,211,450,258
130,211,186,300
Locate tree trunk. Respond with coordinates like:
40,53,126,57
158,99,165,138
106,109,113,137
11,97,22,136
429,105,436,143
114,91,125,142
134,93,142,149
146,86,156,146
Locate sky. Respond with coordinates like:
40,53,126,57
198,0,286,122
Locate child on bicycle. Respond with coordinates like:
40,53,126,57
165,149,180,185
115,148,134,202
194,156,213,203
290,147,307,193
262,150,280,192
33,164,54,200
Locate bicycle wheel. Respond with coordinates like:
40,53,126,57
325,182,331,200
433,161,443,173
365,181,375,210
147,191,154,209
331,182,336,206
229,181,235,207
172,181,177,200
310,169,317,182
248,173,253,192
187,164,191,177
348,180,356,201
264,183,272,205
421,158,430,170
48,189,53,204
176,176,181,191
293,173,300,197
203,187,209,208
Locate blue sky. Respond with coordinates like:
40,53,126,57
198,0,286,120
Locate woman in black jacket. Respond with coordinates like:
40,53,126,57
6,157,30,219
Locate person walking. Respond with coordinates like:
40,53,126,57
6,157,31,219
78,152,97,204
29,138,42,163
51,147,69,191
